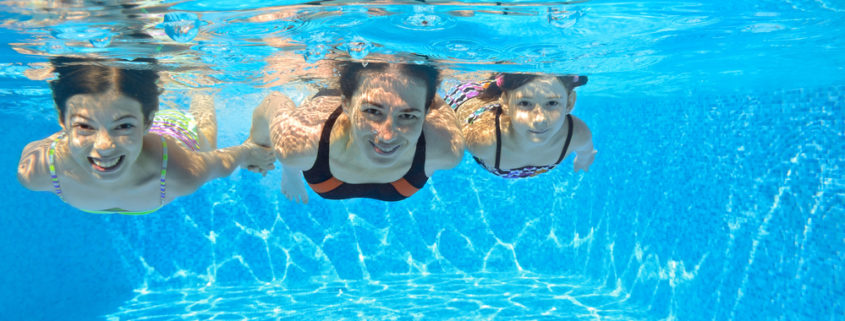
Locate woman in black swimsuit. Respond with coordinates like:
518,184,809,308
249,62,464,202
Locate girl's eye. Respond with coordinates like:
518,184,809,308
398,114,418,120
516,100,531,108
116,123,135,130
73,123,94,131
547,100,560,107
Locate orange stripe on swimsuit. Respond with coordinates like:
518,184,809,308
302,106,429,201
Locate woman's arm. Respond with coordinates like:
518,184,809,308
454,99,498,166
268,94,338,203
269,95,336,168
249,91,295,148
423,96,466,176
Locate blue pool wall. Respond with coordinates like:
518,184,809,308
0,84,842,321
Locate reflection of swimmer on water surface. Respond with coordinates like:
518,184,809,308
16,57,274,215
445,73,596,179
249,61,464,203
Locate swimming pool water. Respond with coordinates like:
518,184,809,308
0,1,843,320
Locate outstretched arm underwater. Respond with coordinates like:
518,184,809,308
248,91,319,203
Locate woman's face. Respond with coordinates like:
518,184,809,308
345,68,427,167
504,76,575,144
62,90,148,182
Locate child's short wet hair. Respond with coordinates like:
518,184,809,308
478,73,588,101
50,56,160,124
338,61,440,111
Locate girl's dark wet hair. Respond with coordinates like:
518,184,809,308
50,56,160,125
477,73,588,101
338,61,440,111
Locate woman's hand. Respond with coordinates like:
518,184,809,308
281,166,308,204
242,140,276,176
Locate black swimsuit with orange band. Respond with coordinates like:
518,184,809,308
302,106,429,201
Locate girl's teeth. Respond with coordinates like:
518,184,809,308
93,158,119,168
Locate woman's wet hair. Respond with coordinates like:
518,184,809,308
50,56,160,125
338,61,440,111
478,73,588,101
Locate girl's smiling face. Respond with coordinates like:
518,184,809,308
62,90,149,182
503,76,575,144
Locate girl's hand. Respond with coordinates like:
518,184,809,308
573,149,597,172
243,140,276,176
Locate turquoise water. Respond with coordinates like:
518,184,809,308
1,1,843,320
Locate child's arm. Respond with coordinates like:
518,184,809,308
166,140,275,196
17,133,62,191
571,116,597,172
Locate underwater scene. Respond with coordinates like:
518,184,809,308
0,1,842,320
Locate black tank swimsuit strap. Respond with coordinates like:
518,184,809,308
492,112,574,171
493,106,504,170
302,105,429,201
302,106,343,184
555,114,575,165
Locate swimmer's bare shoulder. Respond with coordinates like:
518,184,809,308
454,97,498,164
271,94,341,170
569,115,594,153
423,96,465,175
17,132,63,191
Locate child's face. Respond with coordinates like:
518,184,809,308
344,68,427,167
62,90,148,182
504,76,575,144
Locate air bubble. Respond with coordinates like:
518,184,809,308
89,34,112,48
44,40,69,54
303,44,328,64
163,12,200,43
548,7,582,29
343,36,372,60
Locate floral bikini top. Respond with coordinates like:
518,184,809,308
445,81,574,179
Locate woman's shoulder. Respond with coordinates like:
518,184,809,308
455,98,500,156
422,98,465,173
270,94,341,168
278,94,341,129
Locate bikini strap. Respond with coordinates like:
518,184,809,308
554,114,574,164
48,135,65,200
159,136,168,203
493,106,503,170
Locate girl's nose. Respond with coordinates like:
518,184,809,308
94,130,116,152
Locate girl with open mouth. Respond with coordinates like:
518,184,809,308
17,57,274,215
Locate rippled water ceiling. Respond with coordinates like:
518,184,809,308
3,0,844,96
